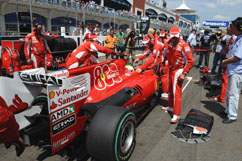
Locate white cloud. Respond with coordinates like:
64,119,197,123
217,0,242,6
206,0,242,8
213,14,230,21
205,3,218,8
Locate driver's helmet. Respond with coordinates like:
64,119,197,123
125,65,134,72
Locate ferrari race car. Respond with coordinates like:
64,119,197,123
0,58,159,161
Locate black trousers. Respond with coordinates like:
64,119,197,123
198,51,210,67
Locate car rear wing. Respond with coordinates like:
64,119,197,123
0,68,91,154
46,72,90,154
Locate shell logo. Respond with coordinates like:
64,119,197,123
49,91,55,99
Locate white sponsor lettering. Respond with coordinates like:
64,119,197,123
51,105,75,123
49,70,69,78
55,87,80,97
19,72,62,86
53,131,75,149
202,21,228,27
52,115,76,135
58,90,88,106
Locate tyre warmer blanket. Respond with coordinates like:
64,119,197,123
171,109,214,144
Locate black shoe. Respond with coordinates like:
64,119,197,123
222,118,237,124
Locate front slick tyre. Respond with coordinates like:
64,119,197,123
87,106,136,161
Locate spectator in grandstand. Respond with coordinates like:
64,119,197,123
197,30,211,68
187,29,197,52
81,1,86,8
24,23,52,71
211,30,230,76
115,27,126,53
221,17,242,123
104,30,120,61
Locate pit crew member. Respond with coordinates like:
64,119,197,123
133,28,157,68
161,26,194,124
0,96,25,157
159,30,170,98
24,23,52,70
65,38,120,69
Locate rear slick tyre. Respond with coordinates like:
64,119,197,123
87,106,136,161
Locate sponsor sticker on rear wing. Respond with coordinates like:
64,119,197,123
47,73,90,154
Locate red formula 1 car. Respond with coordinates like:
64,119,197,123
0,58,159,161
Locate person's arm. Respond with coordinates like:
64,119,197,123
187,34,192,44
222,56,240,66
82,33,88,41
134,49,151,63
115,36,120,42
179,45,194,80
23,35,32,64
104,36,109,45
136,54,155,72
91,42,118,55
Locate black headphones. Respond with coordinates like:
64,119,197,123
232,17,242,32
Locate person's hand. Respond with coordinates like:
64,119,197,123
136,68,142,73
27,59,31,65
133,59,139,65
178,72,187,82
222,60,226,67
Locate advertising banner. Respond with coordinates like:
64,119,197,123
202,21,230,27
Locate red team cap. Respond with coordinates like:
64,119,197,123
170,26,180,38
159,30,165,37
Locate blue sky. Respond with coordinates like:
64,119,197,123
167,0,242,22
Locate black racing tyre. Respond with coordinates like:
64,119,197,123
32,93,48,115
87,106,136,161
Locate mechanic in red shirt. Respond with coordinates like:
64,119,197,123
0,96,25,157
65,37,120,69
161,26,194,124
24,23,52,70
135,38,164,73
133,28,161,69
159,30,170,99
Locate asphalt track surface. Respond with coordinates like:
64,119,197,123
1,52,242,161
